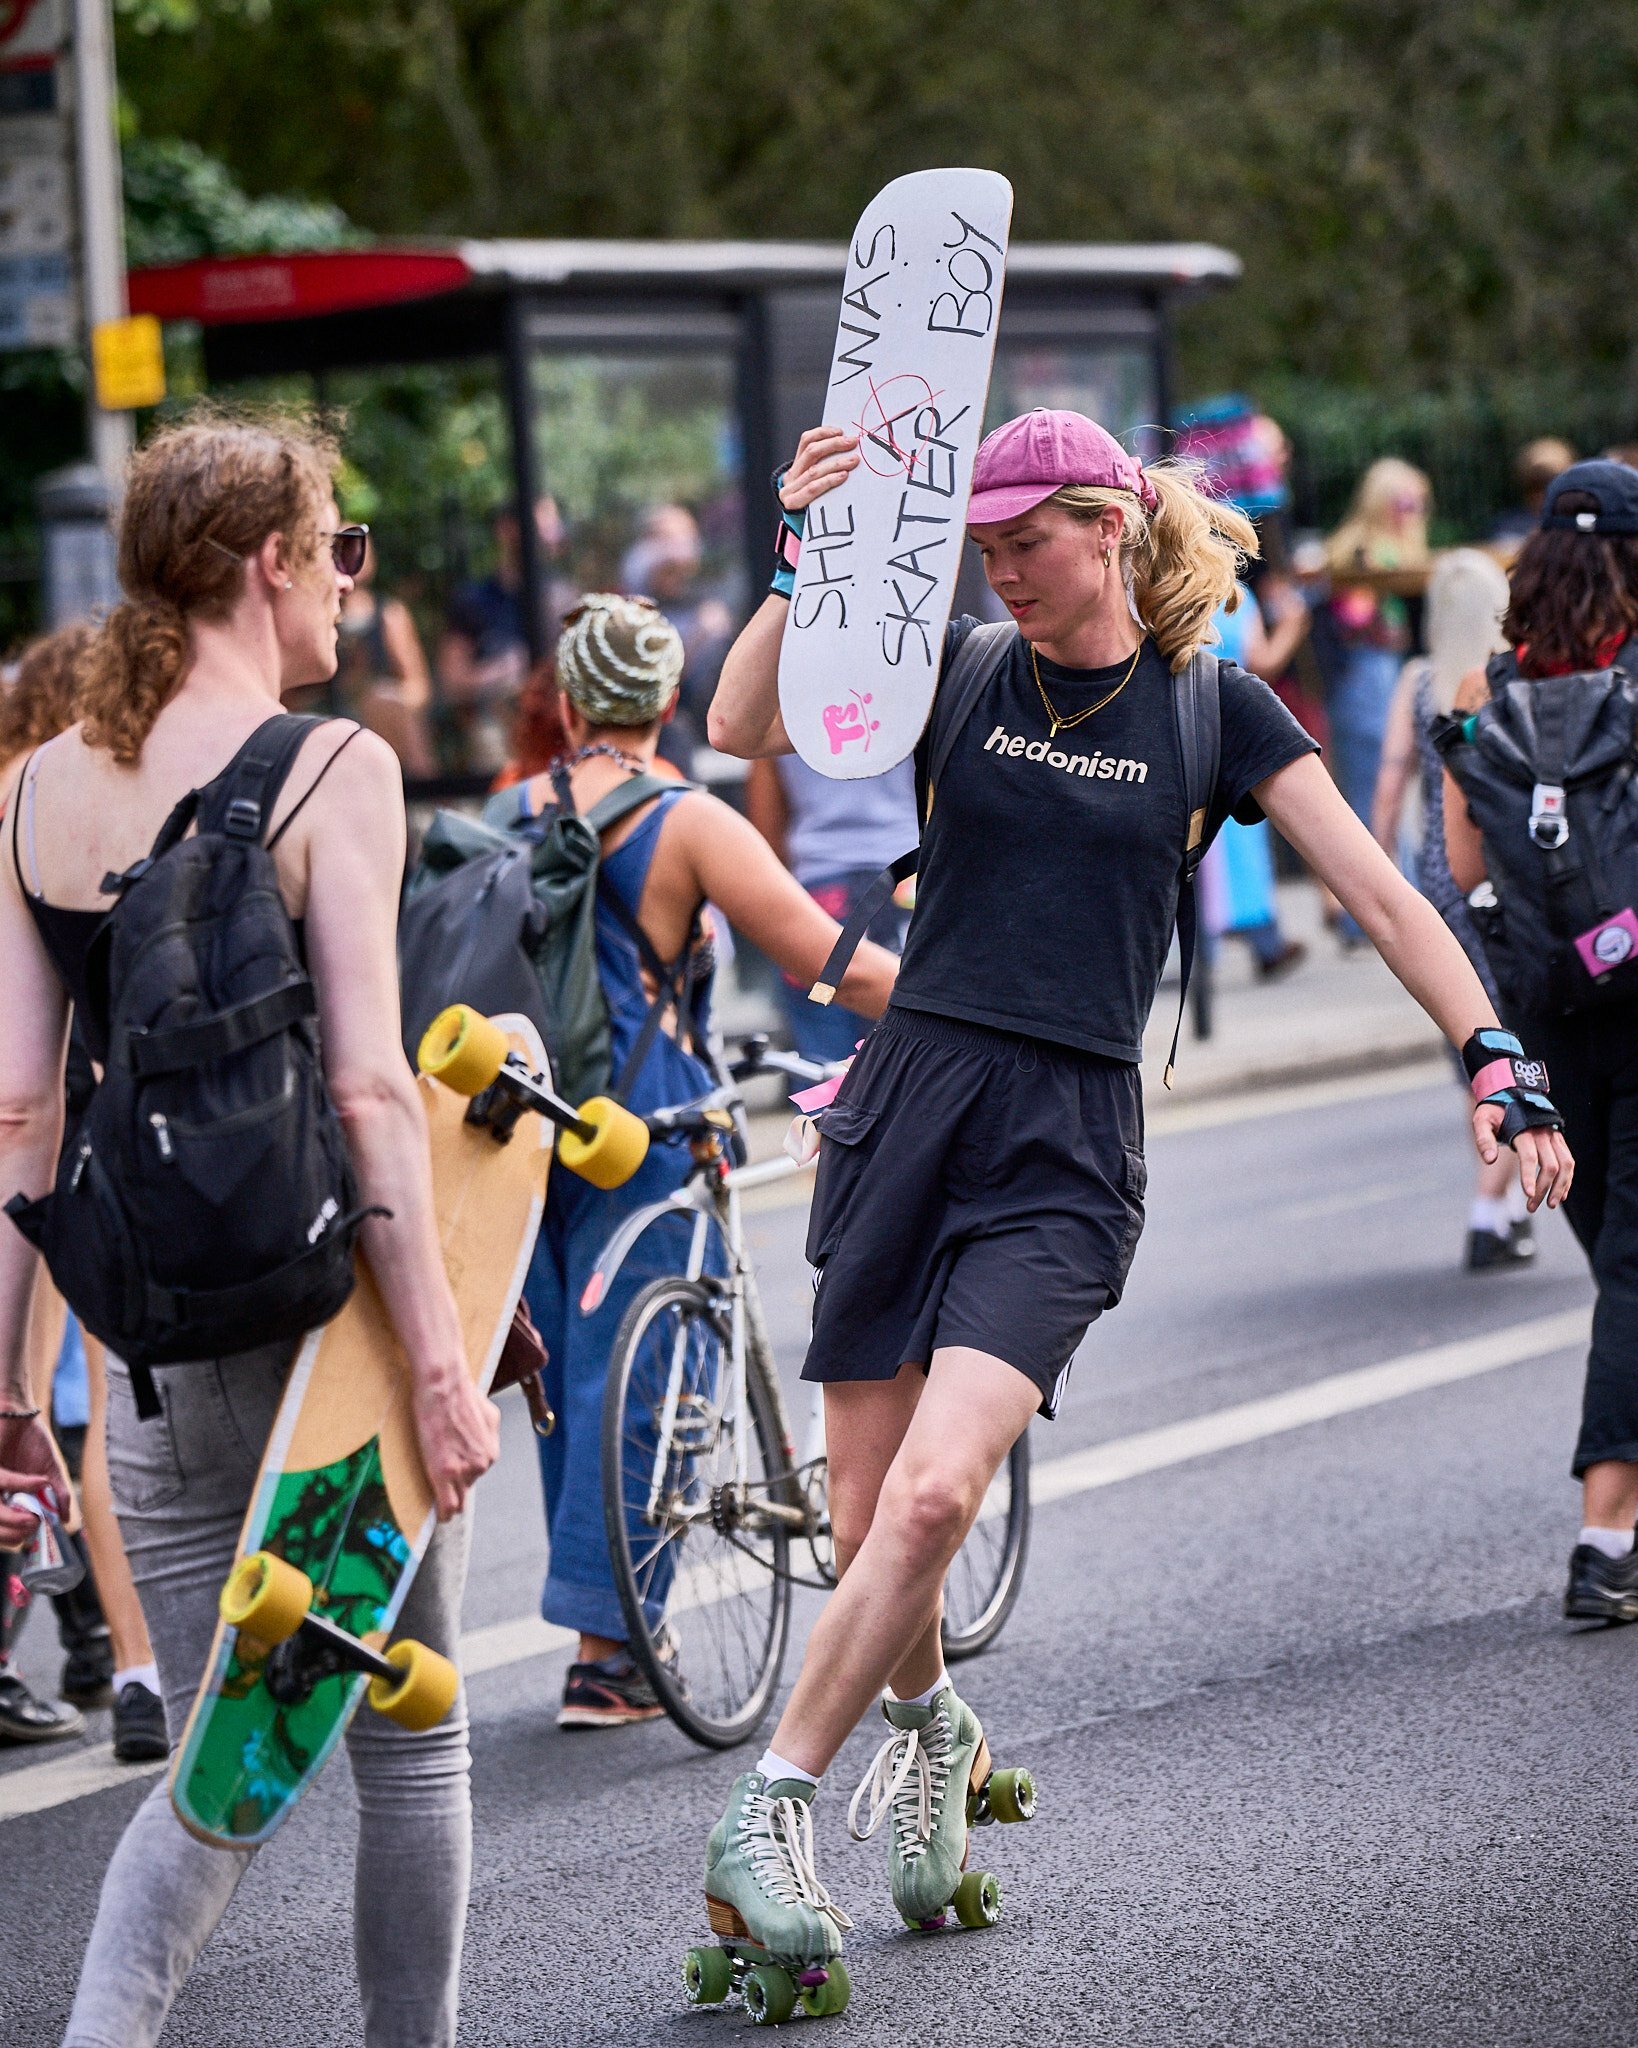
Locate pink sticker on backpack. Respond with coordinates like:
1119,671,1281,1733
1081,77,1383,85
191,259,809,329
1574,906,1638,979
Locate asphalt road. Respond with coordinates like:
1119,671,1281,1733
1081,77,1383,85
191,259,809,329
5,1063,1626,2048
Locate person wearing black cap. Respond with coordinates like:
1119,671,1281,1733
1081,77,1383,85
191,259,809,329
1442,459,1638,1621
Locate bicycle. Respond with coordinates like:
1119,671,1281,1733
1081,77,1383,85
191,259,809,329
589,1035,1031,1750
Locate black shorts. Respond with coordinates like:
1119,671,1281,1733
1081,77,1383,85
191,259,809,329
801,1009,1146,1418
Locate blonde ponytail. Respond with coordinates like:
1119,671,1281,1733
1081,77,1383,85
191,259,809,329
1052,461,1258,671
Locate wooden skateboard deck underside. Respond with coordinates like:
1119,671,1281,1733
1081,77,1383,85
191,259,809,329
170,1018,550,1847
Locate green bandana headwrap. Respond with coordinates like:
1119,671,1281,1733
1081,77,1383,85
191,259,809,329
557,593,684,726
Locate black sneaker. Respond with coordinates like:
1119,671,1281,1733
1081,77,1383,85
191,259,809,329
0,1667,84,1744
1466,1221,1536,1272
112,1680,169,1762
557,1648,664,1729
60,1628,114,1708
1565,1543,1638,1624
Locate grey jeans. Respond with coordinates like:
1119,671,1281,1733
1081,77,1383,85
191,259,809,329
63,1346,473,2048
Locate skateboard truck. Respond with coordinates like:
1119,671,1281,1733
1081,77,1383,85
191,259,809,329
417,1005,650,1190
263,1607,403,1707
220,1550,458,1732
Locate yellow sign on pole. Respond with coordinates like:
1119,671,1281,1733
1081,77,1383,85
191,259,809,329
91,312,165,411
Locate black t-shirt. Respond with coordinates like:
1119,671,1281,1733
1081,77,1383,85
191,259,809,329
891,620,1319,1063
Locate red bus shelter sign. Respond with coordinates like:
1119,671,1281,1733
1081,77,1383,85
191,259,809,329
128,249,472,325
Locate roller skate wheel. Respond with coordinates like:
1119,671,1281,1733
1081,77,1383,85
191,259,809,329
799,1960,851,2016
742,1963,797,2025
987,1766,1037,1824
953,1869,1003,1929
558,1096,649,1189
367,1639,459,1730
219,1551,311,1642
682,1946,733,2006
418,1005,509,1095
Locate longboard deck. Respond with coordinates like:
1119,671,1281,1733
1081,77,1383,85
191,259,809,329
778,166,1012,780
170,1017,550,1848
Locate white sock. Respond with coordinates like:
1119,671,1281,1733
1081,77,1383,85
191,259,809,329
114,1661,159,1696
1469,1196,1510,1236
756,1747,818,1790
1579,1527,1635,1560
888,1673,948,1711
1505,1177,1531,1224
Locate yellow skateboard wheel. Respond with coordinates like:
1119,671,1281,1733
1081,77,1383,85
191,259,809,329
368,1639,460,1731
417,1004,509,1096
558,1095,649,1189
220,1551,312,1643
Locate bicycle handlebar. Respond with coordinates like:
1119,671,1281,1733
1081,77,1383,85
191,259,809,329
640,1037,846,1141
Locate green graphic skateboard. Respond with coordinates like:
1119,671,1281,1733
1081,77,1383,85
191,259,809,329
170,1009,650,1847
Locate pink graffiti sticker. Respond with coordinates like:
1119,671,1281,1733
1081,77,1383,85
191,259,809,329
822,690,880,755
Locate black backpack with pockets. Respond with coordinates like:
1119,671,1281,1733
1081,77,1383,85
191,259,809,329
7,716,373,1417
1434,642,1638,1018
811,622,1222,1080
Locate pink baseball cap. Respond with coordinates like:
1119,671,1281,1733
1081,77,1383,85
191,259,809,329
967,408,1159,524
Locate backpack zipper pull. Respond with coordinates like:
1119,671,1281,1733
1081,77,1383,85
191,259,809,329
69,1136,91,1190
149,1112,175,1163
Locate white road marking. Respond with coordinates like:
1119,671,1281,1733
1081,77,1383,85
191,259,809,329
1272,1172,1444,1224
1030,1305,1590,1506
0,1302,1589,1828
0,1741,166,1819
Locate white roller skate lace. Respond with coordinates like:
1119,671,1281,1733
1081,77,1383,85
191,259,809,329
846,1715,952,1862
741,1789,853,1931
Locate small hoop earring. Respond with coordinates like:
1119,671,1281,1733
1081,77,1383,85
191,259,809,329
1102,548,1112,567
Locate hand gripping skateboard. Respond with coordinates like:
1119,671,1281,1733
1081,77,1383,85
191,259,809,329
778,165,1013,780
170,1008,648,1847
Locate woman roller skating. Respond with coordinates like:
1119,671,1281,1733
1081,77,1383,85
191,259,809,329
693,408,1574,2020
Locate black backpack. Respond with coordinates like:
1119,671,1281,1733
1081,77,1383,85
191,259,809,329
1435,643,1638,1018
7,716,373,1417
399,770,705,1107
811,622,1222,1080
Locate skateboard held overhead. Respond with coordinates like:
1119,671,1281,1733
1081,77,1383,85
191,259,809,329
778,165,1013,781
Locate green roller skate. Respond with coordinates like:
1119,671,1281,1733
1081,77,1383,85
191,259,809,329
846,1685,1038,1933
684,1773,853,2024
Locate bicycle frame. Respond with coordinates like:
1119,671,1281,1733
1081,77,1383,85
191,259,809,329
580,1131,831,1565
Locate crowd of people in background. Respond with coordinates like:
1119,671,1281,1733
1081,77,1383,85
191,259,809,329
0,410,1622,1757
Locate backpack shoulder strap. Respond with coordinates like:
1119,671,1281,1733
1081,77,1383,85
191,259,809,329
582,772,685,836
918,620,1018,824
1175,648,1223,880
196,714,330,844
1163,649,1223,1090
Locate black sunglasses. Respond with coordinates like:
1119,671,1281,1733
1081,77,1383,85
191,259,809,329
326,524,369,578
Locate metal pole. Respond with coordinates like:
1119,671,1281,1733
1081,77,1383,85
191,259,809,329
70,0,132,488
502,290,546,663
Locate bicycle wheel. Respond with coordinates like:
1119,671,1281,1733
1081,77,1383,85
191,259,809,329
941,1428,1031,1661
602,1275,793,1748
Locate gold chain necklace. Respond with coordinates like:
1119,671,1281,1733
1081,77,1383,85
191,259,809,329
1031,640,1141,739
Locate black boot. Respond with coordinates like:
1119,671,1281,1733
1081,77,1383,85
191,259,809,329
54,1529,113,1706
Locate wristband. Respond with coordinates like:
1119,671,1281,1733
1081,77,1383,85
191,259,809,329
1461,1028,1563,1149
770,466,805,599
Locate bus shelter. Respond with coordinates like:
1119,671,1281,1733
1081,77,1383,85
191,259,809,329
130,237,1239,682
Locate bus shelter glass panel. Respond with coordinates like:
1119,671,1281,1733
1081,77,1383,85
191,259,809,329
530,351,748,764
987,342,1157,452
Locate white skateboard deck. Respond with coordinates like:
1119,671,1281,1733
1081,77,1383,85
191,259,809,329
778,167,1013,779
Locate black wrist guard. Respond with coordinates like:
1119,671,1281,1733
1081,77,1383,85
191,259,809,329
1462,1028,1563,1148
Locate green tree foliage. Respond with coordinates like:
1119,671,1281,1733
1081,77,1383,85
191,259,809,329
110,0,1638,396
